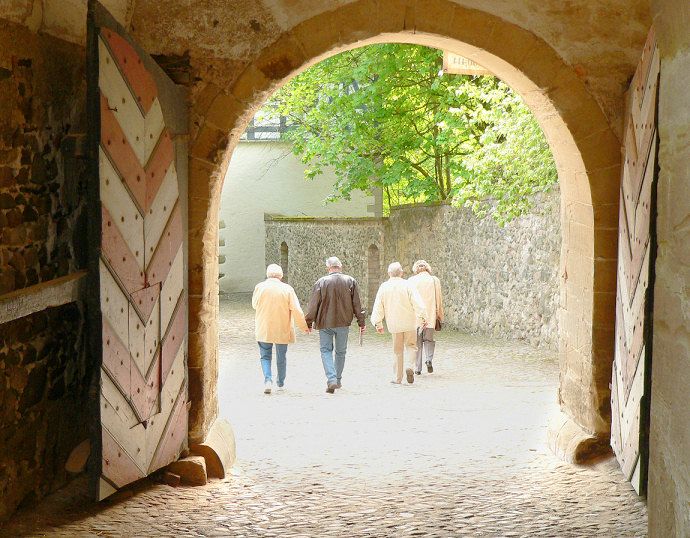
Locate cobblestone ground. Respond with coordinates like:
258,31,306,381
2,296,647,537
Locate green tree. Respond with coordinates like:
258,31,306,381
457,89,558,224
266,43,557,222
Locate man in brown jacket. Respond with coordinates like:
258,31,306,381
305,256,366,393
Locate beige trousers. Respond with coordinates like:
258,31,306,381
392,330,418,383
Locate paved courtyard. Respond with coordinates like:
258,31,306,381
2,297,647,537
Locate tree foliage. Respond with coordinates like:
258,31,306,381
265,43,557,223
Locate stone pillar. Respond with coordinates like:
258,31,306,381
647,1,690,535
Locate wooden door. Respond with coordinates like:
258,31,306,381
610,27,659,496
87,2,189,500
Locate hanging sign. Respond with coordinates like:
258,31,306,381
443,52,492,76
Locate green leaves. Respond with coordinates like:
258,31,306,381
267,44,557,223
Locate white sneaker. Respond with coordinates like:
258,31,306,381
264,381,272,394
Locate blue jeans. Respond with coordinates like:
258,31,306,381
319,327,350,385
258,342,287,386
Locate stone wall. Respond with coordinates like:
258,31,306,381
385,192,560,348
0,304,90,520
0,26,88,295
265,190,560,348
0,22,89,522
264,216,385,311
648,1,690,535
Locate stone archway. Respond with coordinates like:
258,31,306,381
186,0,620,460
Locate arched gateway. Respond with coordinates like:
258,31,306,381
185,0,620,462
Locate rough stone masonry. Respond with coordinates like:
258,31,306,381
0,22,90,522
265,190,560,348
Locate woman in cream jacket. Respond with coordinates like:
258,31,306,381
252,264,309,393
407,260,444,374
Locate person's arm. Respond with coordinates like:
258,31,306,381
251,284,260,310
289,288,310,333
410,285,427,326
434,276,444,322
351,279,365,328
304,280,321,327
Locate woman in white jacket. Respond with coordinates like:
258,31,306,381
407,260,444,375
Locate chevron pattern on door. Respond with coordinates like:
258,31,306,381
97,27,187,501
610,27,658,496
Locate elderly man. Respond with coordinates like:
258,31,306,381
408,260,444,375
371,261,428,385
305,256,366,394
252,263,309,394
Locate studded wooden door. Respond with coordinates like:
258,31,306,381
610,27,659,496
87,2,189,500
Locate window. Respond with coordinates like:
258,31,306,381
280,242,289,283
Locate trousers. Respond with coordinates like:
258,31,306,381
258,341,287,386
319,326,350,385
415,327,436,372
392,330,418,383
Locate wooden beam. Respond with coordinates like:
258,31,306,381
0,271,87,324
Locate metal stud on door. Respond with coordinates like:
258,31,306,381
89,2,188,500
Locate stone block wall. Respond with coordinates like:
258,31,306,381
264,216,385,310
0,304,90,521
0,22,90,522
0,26,88,295
385,192,561,348
264,190,560,348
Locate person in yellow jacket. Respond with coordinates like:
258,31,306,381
371,262,428,385
252,264,310,394
408,260,444,375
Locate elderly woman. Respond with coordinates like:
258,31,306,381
407,260,444,374
252,263,310,394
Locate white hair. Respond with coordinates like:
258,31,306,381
325,256,342,268
387,261,404,277
413,260,432,274
266,264,283,278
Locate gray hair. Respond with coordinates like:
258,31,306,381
325,256,342,268
412,260,432,274
266,263,284,278
387,261,404,277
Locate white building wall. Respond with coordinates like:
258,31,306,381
219,141,375,293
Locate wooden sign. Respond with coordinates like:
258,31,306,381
443,52,492,76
